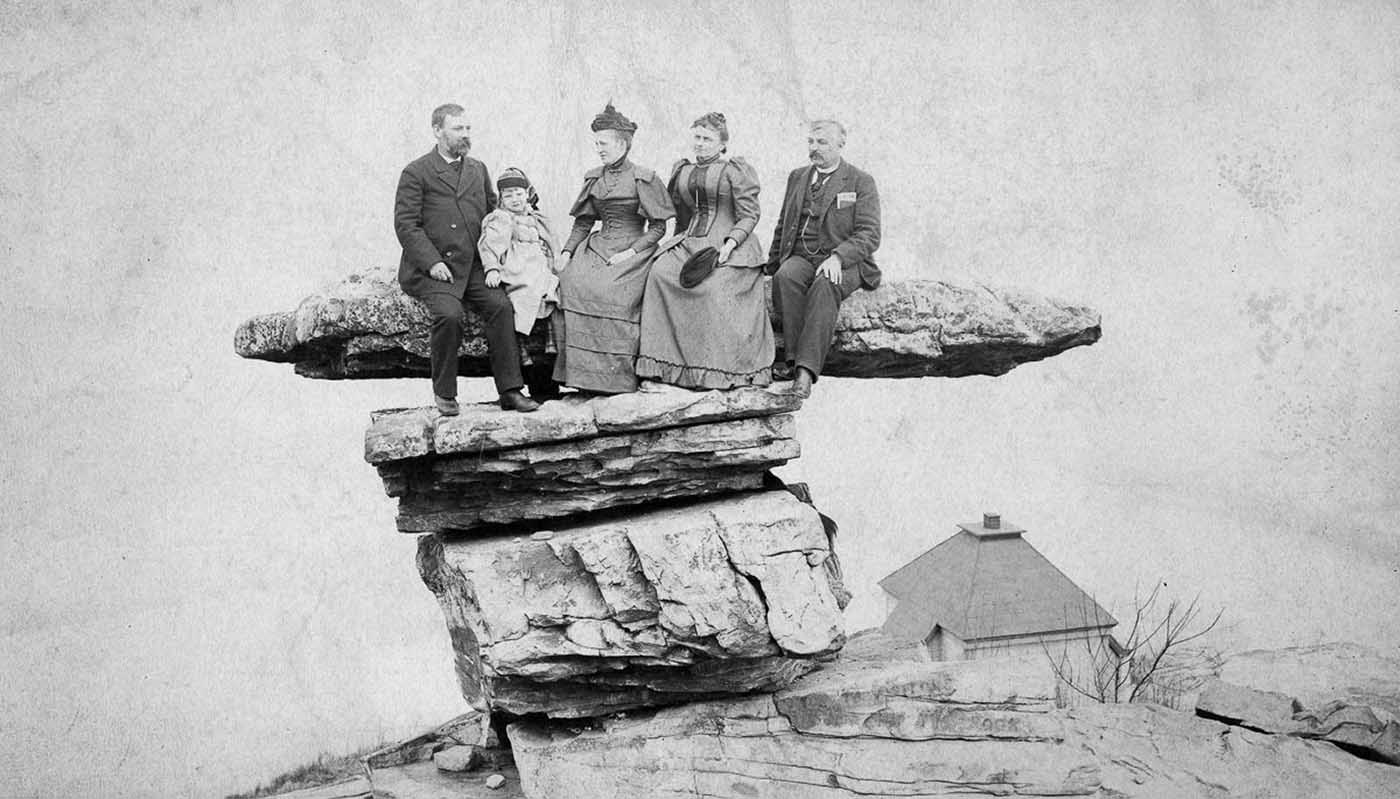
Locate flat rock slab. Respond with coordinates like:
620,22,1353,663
267,777,372,799
773,632,1063,742
1220,642,1400,724
1197,677,1400,765
509,634,1400,799
379,413,799,533
368,384,804,533
236,267,1100,380
416,490,845,718
365,762,526,799
365,381,801,464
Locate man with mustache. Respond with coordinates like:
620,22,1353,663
766,119,882,398
394,103,538,415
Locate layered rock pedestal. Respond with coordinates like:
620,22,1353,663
236,267,1102,380
367,383,802,533
236,269,1119,797
362,382,848,718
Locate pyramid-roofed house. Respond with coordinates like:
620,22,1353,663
879,514,1121,702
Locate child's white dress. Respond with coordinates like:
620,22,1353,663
478,209,559,336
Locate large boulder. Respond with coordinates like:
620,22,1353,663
1219,642,1400,724
1191,643,1400,766
416,490,846,718
235,267,1101,380
367,384,804,533
1197,678,1400,765
508,633,1400,799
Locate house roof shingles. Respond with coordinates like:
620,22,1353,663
879,526,1117,644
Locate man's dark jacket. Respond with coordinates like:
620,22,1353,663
765,161,882,290
394,150,496,299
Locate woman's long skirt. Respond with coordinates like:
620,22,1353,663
551,236,653,394
635,241,774,390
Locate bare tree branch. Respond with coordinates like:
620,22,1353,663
1045,582,1223,706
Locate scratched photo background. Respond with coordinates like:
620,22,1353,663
3,2,1398,796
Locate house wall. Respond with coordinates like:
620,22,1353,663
925,628,965,661
882,590,899,621
966,630,1121,708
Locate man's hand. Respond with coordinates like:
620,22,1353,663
818,254,842,284
718,239,737,264
607,247,637,266
485,269,502,288
555,251,571,274
429,262,453,283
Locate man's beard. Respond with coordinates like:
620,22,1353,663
455,138,472,156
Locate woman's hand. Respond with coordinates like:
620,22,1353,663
607,247,637,265
485,269,502,288
718,239,737,264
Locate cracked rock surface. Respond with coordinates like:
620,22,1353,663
508,632,1400,798
235,267,1100,380
417,490,845,718
367,384,803,533
1196,678,1400,765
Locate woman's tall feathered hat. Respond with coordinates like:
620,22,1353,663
591,101,638,134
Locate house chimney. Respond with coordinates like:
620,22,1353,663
959,513,1022,538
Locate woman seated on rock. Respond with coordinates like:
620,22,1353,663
635,112,774,390
552,103,675,395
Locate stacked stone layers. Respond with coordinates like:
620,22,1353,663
237,267,1102,380
367,384,804,534
365,383,848,718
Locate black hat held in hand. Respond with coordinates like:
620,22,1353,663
679,246,720,289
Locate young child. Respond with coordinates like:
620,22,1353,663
478,167,559,339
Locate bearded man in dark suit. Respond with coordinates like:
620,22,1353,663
766,119,882,397
394,103,538,415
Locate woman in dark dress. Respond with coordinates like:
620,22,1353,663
636,112,773,389
551,104,675,394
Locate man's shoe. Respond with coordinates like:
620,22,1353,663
434,395,460,416
792,367,814,399
499,389,541,413
771,361,795,382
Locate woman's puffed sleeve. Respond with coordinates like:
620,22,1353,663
632,217,667,251
562,215,595,255
562,177,598,254
667,159,692,235
631,166,676,252
635,167,677,223
722,157,761,246
477,210,513,272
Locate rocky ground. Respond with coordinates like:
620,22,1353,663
252,635,1400,798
